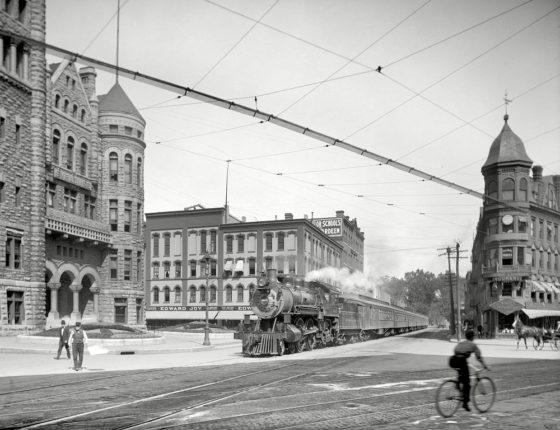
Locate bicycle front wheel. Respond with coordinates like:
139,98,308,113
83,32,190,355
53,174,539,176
435,380,461,418
472,376,496,413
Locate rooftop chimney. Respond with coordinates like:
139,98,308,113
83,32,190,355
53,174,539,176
336,210,344,217
285,213,293,220
532,165,543,182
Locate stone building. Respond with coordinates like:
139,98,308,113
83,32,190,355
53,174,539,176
1,0,146,333
144,207,352,328
467,115,560,337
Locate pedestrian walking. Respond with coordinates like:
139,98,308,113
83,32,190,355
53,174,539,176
68,322,88,371
54,320,71,360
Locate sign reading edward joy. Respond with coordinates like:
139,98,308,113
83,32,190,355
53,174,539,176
311,217,343,237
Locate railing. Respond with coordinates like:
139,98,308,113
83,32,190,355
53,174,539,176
482,264,531,274
46,208,112,244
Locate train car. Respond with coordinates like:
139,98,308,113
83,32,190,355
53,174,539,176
235,269,428,356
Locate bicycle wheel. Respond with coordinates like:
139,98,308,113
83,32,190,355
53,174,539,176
435,380,461,418
472,377,496,413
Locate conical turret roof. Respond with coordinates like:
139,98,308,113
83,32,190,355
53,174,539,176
482,115,532,171
98,82,145,123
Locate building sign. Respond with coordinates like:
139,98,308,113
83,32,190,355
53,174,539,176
146,305,253,312
312,217,343,237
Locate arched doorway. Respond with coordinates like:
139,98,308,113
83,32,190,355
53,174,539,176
79,274,94,319
58,272,74,320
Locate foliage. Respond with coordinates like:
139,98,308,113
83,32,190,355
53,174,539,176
380,269,465,325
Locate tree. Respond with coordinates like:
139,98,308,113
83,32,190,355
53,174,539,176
402,269,438,315
378,276,406,306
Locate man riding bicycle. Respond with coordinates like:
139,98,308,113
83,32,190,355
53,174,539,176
449,329,489,411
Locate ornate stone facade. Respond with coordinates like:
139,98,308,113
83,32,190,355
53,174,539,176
0,0,146,333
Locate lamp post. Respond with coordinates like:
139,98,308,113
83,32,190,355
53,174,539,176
203,253,211,346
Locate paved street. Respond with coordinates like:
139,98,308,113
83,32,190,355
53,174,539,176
0,329,558,429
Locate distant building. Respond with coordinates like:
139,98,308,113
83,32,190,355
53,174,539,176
1,1,146,333
311,210,364,272
467,115,560,337
144,208,365,328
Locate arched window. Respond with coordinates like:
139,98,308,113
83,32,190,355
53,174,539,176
152,287,159,304
487,181,497,203
124,154,132,184
72,104,78,118
54,94,61,109
63,99,69,113
225,285,232,302
189,286,196,303
236,285,244,302
137,157,142,186
502,178,515,201
80,109,86,123
174,286,181,303
210,286,217,303
519,178,528,201
163,286,170,303
52,129,60,165
79,143,87,176
66,136,74,170
109,152,118,182
200,286,206,303
248,284,255,300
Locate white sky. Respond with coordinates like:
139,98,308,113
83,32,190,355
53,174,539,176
45,0,560,279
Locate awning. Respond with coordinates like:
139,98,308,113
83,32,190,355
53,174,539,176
488,297,524,315
234,259,244,272
537,281,553,293
547,283,560,294
224,260,233,271
528,280,546,293
522,309,560,319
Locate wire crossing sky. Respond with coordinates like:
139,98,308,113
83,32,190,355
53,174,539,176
43,0,560,279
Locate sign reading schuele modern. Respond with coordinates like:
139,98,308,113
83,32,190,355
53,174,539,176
311,218,343,237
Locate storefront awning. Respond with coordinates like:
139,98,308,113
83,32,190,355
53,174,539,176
224,260,233,271
528,280,546,293
522,309,560,319
488,297,524,315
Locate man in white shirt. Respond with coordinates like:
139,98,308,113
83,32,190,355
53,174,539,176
68,322,89,371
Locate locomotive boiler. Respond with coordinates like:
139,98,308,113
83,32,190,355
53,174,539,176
235,269,428,356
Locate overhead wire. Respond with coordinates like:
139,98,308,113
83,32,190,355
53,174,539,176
277,0,432,115
193,0,280,89
344,4,560,141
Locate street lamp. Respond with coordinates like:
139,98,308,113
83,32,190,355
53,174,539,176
203,253,211,346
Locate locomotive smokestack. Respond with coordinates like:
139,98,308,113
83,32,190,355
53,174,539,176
267,268,278,283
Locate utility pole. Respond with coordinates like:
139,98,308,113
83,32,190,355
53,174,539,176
455,242,468,341
438,247,456,336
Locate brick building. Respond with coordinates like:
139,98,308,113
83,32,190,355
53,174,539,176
466,115,560,337
144,207,353,328
1,0,146,333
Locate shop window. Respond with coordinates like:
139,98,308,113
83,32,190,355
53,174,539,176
501,283,512,297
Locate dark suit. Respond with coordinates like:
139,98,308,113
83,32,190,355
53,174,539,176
56,325,71,359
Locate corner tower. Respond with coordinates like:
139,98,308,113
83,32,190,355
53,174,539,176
98,82,146,324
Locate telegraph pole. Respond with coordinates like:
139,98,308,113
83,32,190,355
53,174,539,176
438,247,456,336
455,242,468,341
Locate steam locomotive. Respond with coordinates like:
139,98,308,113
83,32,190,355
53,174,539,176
235,269,429,356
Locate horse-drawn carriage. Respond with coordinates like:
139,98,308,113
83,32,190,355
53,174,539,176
513,313,560,351
538,330,560,350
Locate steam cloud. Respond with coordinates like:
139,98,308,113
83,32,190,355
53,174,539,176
305,266,378,297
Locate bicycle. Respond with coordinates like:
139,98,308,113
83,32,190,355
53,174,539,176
435,365,496,418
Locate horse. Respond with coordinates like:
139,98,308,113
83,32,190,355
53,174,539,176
512,314,544,350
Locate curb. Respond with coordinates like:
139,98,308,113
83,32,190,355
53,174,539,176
0,341,241,355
